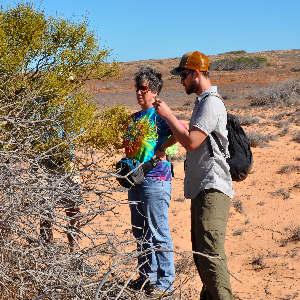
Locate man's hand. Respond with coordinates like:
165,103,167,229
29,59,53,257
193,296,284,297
153,98,173,120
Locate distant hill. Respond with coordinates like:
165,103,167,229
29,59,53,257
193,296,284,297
87,49,300,110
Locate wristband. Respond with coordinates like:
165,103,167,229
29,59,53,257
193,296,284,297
158,147,165,153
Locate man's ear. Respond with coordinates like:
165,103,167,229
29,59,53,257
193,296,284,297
193,69,201,78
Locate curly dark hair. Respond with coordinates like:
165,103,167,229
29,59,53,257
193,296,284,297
134,67,163,95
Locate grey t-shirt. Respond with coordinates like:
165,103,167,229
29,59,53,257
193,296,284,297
184,86,235,199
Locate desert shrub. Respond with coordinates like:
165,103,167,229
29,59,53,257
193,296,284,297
232,229,245,236
291,65,300,72
247,79,300,107
174,112,191,121
171,153,186,162
210,56,268,71
281,226,300,246
0,3,147,300
278,126,290,136
221,50,247,55
275,120,291,128
247,131,277,147
277,164,300,174
236,114,260,126
83,105,130,150
270,189,290,199
293,181,300,189
231,198,245,214
174,197,185,202
251,254,266,270
272,112,291,120
171,105,191,111
292,130,300,143
183,100,192,106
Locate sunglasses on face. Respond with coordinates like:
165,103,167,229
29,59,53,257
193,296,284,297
180,70,194,81
135,85,151,93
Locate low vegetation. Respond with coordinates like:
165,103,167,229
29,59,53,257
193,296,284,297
277,164,300,174
292,130,300,143
220,50,247,55
281,226,300,246
231,198,245,215
236,114,260,126
247,131,277,148
251,254,266,270
247,79,300,107
270,188,290,199
210,56,268,71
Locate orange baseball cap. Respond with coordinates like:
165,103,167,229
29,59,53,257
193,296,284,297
170,51,210,75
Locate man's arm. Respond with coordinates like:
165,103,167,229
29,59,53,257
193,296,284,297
155,134,177,160
153,99,207,150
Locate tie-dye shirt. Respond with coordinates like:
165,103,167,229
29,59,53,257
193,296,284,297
124,107,173,181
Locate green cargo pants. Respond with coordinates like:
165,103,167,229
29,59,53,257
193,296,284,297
191,188,233,300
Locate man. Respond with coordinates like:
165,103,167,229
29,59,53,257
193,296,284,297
153,51,235,300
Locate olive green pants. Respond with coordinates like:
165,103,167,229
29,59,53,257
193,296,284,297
191,189,233,300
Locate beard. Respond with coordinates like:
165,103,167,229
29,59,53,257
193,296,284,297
185,79,198,95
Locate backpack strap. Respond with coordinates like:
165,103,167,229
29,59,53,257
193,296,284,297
205,93,227,158
210,132,226,158
207,135,214,158
141,158,160,175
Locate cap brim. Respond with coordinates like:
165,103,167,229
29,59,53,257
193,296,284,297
170,67,186,75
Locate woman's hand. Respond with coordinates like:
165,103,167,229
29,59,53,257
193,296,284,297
155,149,166,161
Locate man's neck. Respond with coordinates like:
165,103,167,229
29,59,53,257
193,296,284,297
196,78,212,96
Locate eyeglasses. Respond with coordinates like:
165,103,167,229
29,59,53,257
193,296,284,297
180,70,194,81
135,85,151,93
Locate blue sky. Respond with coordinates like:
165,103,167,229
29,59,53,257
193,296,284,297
3,0,300,62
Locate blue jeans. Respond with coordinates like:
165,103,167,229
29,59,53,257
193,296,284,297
128,177,175,292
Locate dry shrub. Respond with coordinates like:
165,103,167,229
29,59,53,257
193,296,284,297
210,57,268,71
247,79,300,107
251,254,266,271
277,164,300,174
231,198,245,214
281,226,300,246
247,131,277,148
270,188,290,199
232,229,245,236
0,87,202,300
236,114,260,126
292,130,300,143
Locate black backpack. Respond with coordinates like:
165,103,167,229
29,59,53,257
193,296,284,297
207,96,253,182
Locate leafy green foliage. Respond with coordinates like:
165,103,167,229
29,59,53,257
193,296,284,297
82,105,131,150
0,2,119,163
210,56,268,71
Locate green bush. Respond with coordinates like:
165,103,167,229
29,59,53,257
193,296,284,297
221,50,246,55
0,1,120,162
210,56,268,71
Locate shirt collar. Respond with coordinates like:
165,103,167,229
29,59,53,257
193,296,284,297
194,86,218,105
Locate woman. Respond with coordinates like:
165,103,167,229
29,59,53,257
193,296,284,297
124,67,177,297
